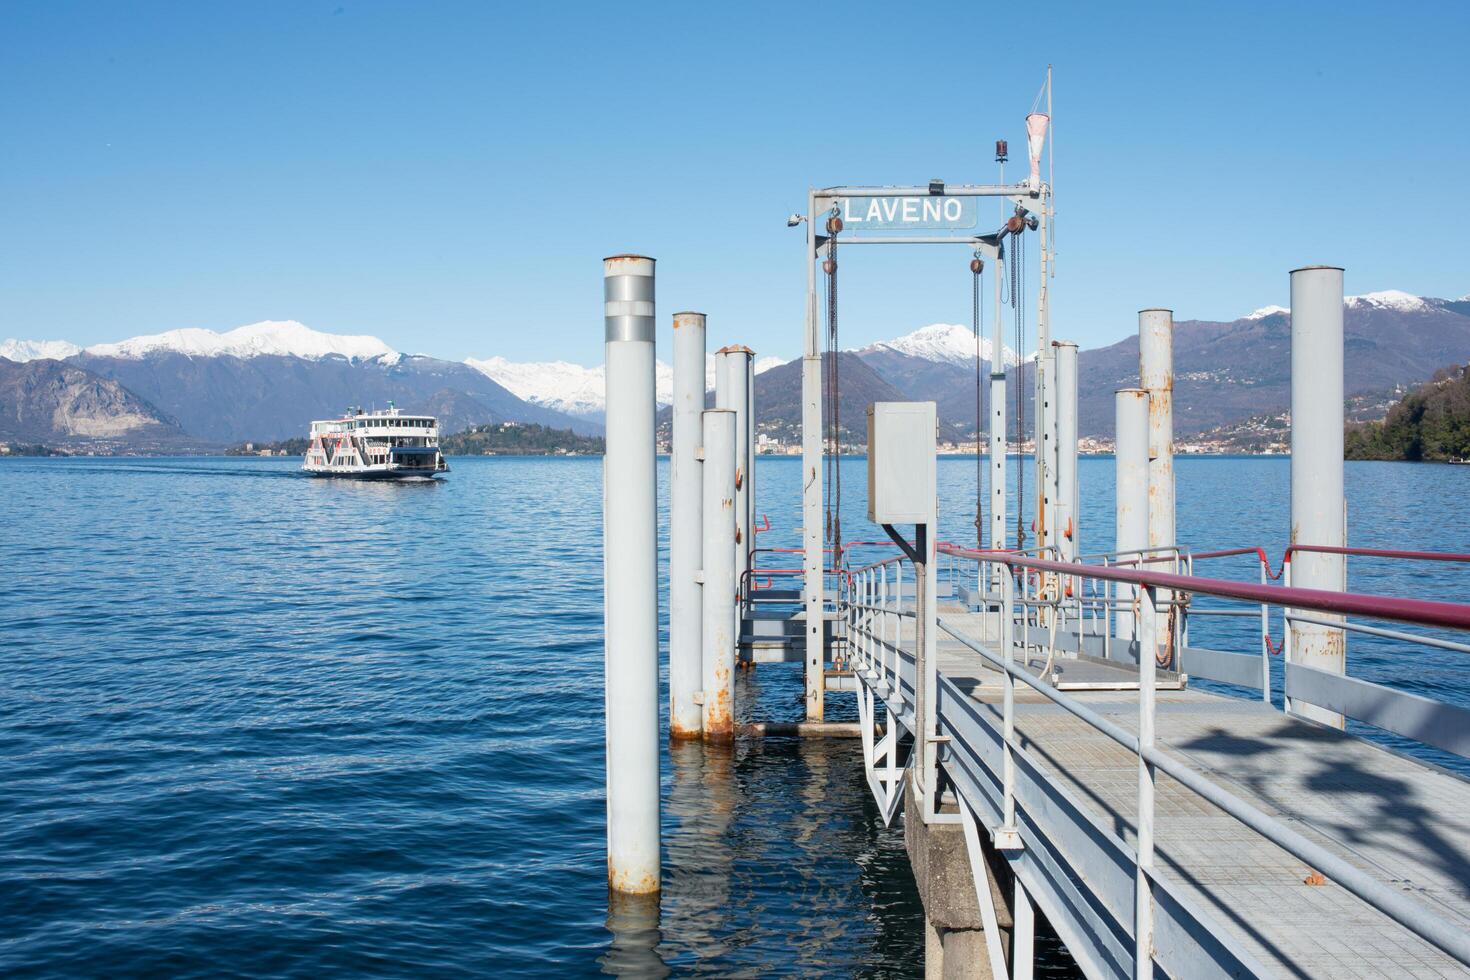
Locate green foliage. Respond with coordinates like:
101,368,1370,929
1345,364,1470,462
441,423,603,456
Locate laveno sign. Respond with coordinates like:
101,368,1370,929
838,195,979,231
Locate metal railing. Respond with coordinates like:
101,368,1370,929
930,547,1470,973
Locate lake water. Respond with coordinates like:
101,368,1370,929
2,455,1466,977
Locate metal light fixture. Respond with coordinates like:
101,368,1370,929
786,214,805,227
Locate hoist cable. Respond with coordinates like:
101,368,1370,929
823,215,842,568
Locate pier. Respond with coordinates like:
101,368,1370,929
599,93,1470,977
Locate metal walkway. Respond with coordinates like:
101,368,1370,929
842,548,1470,979
938,606,1470,978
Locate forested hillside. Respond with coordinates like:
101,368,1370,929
1345,364,1470,461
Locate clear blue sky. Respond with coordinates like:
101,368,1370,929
2,0,1467,365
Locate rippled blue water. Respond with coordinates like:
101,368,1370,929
2,455,1465,977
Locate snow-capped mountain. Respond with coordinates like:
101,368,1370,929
1244,305,1288,320
2,320,397,363
466,357,610,418
857,323,1022,368
1345,289,1432,314
1243,291,1436,321
84,320,398,361
467,353,786,419
0,338,82,362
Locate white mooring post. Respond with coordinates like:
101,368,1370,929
720,346,755,605
602,254,659,895
701,408,737,740
1139,309,1176,560
1139,309,1176,668
1115,389,1150,651
1289,265,1347,729
744,350,757,562
669,311,706,739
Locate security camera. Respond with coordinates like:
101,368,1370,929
786,214,804,227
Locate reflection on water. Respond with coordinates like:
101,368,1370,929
602,893,669,978
598,664,926,978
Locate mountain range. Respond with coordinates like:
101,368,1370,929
4,289,1469,450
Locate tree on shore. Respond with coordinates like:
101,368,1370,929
1345,364,1470,461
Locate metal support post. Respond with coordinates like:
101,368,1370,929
1139,309,1175,667
914,524,939,822
1114,389,1150,649
1037,344,1055,555
996,564,1020,849
1289,265,1347,729
745,351,757,562
669,312,705,739
701,408,737,740
719,345,755,603
602,254,660,895
1135,584,1158,976
989,247,1007,597
1054,340,1079,565
1014,877,1036,980
802,190,825,722
1036,190,1054,559
1139,309,1176,560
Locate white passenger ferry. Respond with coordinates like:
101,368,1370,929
302,404,449,479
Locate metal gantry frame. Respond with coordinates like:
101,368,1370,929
799,180,1053,731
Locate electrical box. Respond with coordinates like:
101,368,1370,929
867,402,937,525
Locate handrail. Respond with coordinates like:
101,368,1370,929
1286,543,1470,565
944,547,1470,632
861,542,1470,971
936,615,1470,967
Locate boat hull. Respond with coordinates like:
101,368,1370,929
302,464,447,481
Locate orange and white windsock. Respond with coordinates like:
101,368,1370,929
1025,112,1050,191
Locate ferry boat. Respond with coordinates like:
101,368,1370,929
302,404,449,479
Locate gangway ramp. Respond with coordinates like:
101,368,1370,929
935,605,1470,978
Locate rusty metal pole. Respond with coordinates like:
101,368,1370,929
1115,389,1150,648
1139,309,1175,665
745,351,758,562
720,346,754,606
802,191,825,722
1289,265,1347,729
669,312,705,739
602,254,659,895
701,408,737,740
1054,341,1079,563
